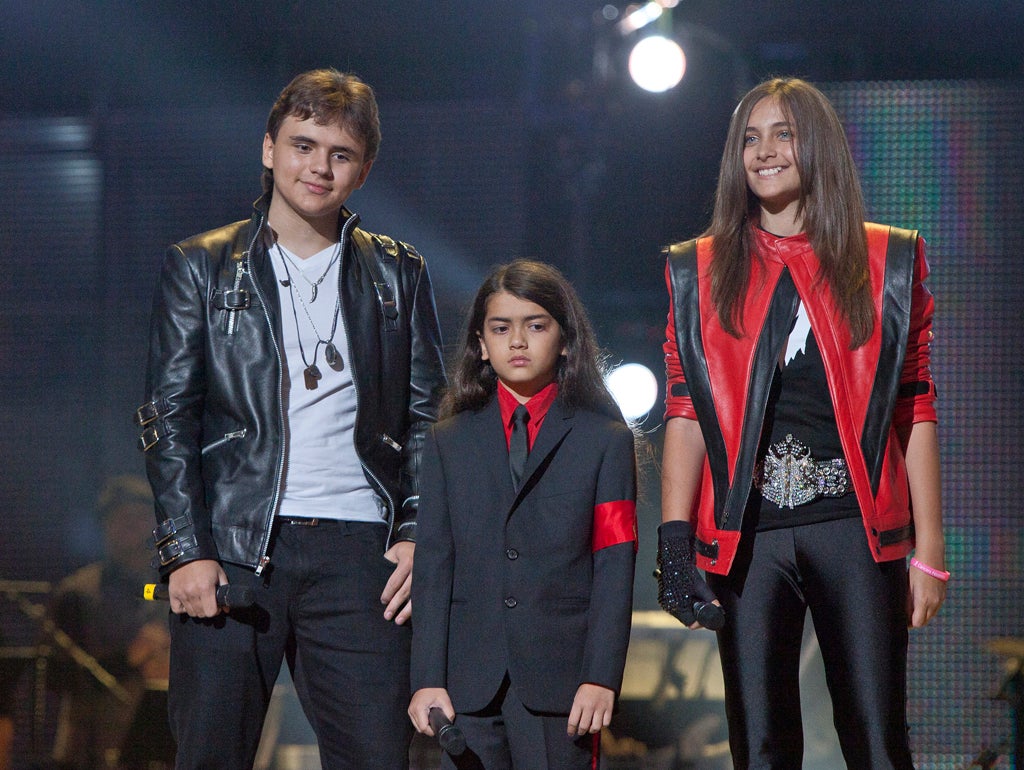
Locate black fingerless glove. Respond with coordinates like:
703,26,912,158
656,520,724,630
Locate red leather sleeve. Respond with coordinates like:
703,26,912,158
664,262,698,421
894,236,938,427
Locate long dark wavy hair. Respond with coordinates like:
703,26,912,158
704,77,874,348
442,259,623,422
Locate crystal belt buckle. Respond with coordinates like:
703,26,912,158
755,434,850,509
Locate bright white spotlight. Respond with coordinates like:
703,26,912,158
606,363,659,420
628,35,686,93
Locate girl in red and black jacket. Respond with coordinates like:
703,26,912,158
657,77,946,769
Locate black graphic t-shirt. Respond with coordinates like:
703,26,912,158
752,302,861,531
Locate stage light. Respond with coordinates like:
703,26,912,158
628,34,686,93
618,2,663,35
607,363,659,420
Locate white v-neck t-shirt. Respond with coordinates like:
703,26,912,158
269,241,383,523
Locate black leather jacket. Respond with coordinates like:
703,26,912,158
137,195,445,578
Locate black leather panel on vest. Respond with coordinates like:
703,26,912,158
732,270,799,522
667,241,799,532
860,226,918,495
666,240,730,521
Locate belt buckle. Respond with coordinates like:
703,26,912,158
755,434,850,509
281,517,320,526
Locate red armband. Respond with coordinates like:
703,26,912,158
592,500,638,553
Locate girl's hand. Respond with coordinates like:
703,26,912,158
907,563,947,628
568,683,614,736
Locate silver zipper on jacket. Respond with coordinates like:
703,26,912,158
225,263,244,335
201,429,247,455
227,227,259,336
334,216,399,548
243,212,285,576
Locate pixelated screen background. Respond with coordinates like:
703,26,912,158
829,81,1023,769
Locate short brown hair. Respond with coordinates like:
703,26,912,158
262,69,381,193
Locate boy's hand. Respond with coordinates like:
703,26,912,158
567,683,614,736
381,541,414,624
408,687,453,735
168,559,227,618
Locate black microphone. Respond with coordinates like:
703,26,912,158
428,707,467,757
142,583,256,609
694,601,725,631
653,568,726,631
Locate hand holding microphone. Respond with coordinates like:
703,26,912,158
144,559,250,617
143,583,256,610
428,707,467,757
655,520,725,631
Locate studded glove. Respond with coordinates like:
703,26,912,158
656,520,724,630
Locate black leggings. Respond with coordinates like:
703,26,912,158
708,516,913,770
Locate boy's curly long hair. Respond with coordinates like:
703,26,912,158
442,259,622,422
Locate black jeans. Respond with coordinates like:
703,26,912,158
709,516,913,770
167,520,412,770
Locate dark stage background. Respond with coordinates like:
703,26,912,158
1,2,1022,768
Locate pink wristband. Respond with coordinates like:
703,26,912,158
910,556,950,582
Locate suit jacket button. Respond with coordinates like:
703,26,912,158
504,597,517,608
506,548,519,560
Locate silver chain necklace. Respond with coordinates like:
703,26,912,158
275,243,343,389
276,239,342,303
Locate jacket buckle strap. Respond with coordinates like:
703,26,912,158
366,234,399,331
135,399,171,451
877,524,914,547
375,234,400,259
225,261,247,335
152,513,193,548
897,380,935,399
134,399,170,427
213,289,251,310
373,281,399,330
137,423,166,452
695,537,719,562
152,534,199,568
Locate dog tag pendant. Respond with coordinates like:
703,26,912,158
303,364,322,390
325,342,340,368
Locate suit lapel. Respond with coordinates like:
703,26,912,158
464,398,517,508
509,398,574,513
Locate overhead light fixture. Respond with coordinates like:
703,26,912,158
606,363,659,420
618,2,664,35
628,34,686,92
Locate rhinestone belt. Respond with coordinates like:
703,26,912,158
753,434,851,509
